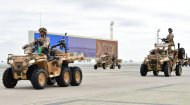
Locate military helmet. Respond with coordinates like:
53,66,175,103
38,27,47,33
168,28,173,33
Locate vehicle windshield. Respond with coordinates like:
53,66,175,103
157,49,167,55
150,49,167,55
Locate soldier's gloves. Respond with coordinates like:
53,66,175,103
161,38,166,41
38,41,44,46
22,44,28,49
34,40,44,46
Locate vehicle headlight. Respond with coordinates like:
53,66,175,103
8,60,13,64
29,59,35,64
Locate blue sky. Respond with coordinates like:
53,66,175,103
0,0,190,61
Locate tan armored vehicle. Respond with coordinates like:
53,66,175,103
94,53,122,70
3,39,84,89
140,38,185,77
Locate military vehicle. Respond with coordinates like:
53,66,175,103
3,38,84,89
94,53,122,70
140,32,185,77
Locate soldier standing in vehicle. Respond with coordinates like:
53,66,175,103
162,28,174,46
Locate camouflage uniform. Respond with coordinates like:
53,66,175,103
165,33,174,46
35,37,50,48
37,28,52,60
38,27,50,48
162,28,175,47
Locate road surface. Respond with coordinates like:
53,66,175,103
0,65,190,105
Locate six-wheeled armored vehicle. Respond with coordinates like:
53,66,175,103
3,39,84,89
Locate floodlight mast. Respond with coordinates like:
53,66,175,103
110,21,114,40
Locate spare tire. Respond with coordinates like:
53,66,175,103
178,48,185,59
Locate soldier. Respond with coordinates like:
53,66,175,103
23,27,51,60
162,28,174,46
38,27,50,49
38,28,51,60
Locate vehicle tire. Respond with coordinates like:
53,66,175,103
178,48,185,59
103,63,106,69
118,64,121,69
112,64,115,69
110,64,115,69
2,68,18,88
94,65,98,70
153,71,159,76
56,67,71,87
70,67,83,86
140,64,148,76
47,77,56,85
184,62,188,67
163,64,171,77
31,69,47,89
175,65,182,76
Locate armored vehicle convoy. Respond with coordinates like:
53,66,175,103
3,39,84,89
94,53,122,70
140,35,185,77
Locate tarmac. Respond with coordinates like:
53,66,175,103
0,65,190,105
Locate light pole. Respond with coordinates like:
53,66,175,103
110,21,114,40
157,29,160,44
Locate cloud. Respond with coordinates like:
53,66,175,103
0,0,190,61
118,19,146,27
156,12,190,22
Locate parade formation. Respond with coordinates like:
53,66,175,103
1,27,189,90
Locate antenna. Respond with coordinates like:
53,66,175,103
110,21,114,40
157,29,160,44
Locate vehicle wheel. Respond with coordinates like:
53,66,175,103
2,68,18,88
70,67,83,86
163,64,171,77
56,67,71,87
94,65,98,70
184,62,188,67
175,65,182,76
140,64,148,76
31,69,47,89
153,71,159,76
47,77,56,85
178,48,185,59
103,63,107,69
118,64,121,69
110,64,115,69
112,64,115,69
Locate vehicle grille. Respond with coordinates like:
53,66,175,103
150,60,157,64
14,62,23,70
